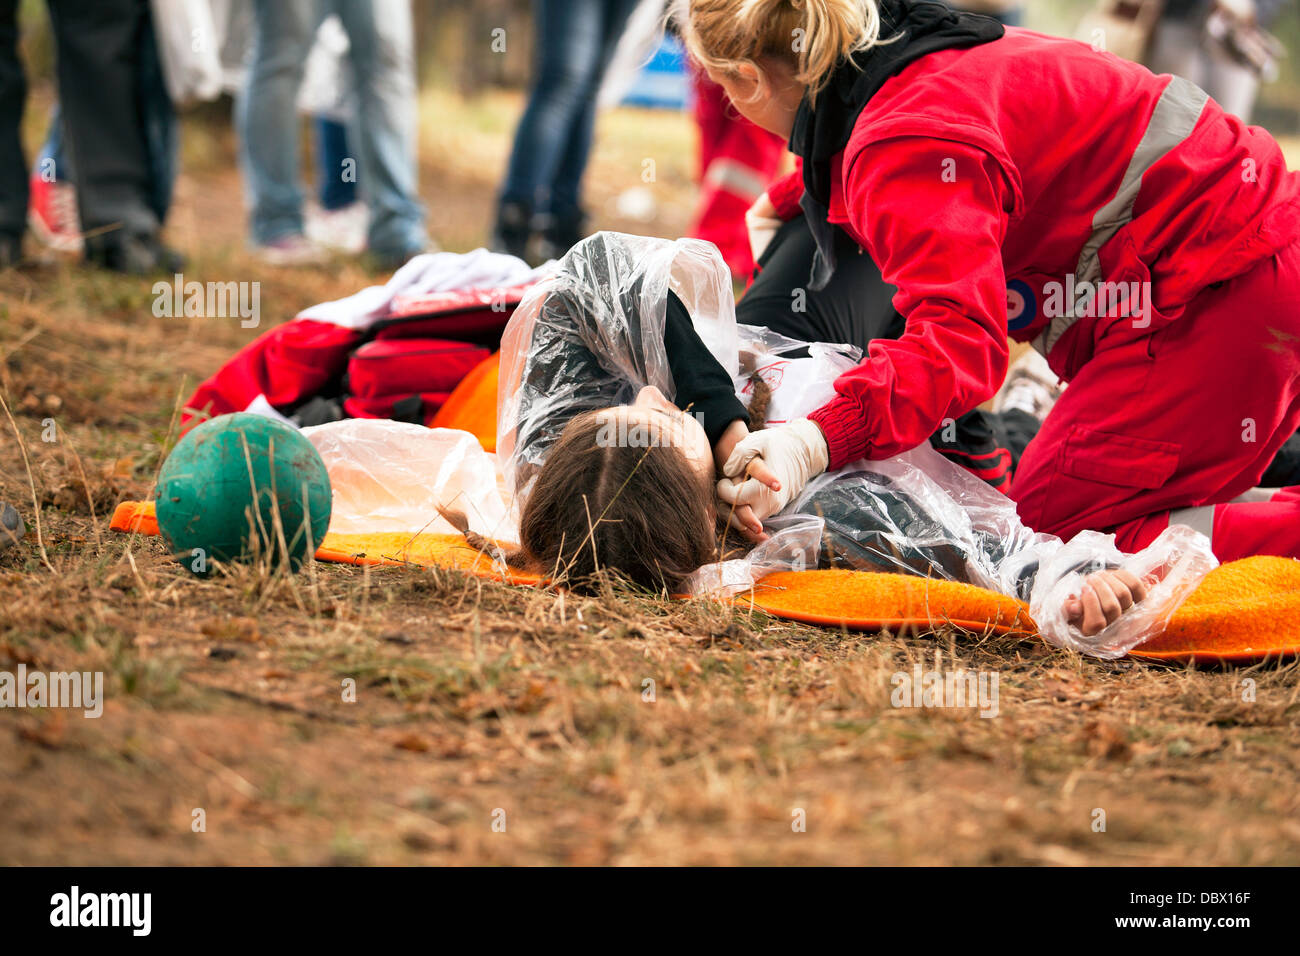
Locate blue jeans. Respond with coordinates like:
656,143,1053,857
236,0,425,253
499,0,640,220
314,116,356,210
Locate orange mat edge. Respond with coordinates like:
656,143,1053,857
107,499,1297,663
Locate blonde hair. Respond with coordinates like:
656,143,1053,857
678,0,886,104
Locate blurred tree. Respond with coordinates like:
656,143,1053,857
413,0,534,93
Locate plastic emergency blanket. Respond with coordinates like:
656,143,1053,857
497,233,740,494
492,231,1218,657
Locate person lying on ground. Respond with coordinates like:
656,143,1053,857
486,232,1214,646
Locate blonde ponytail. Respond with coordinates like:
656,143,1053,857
678,0,886,104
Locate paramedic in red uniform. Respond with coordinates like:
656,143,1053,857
680,0,1300,567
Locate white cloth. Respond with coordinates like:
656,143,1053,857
296,248,551,330
150,0,224,105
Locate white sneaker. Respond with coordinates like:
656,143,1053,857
305,201,368,255
993,348,1064,420
251,233,330,267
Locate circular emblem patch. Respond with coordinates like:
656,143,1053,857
1006,278,1037,332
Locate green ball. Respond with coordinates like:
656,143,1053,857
156,413,332,574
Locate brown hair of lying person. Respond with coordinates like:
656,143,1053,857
445,373,774,591
518,409,718,593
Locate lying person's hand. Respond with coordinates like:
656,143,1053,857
720,459,782,541
713,419,777,541
1065,568,1151,636
716,419,829,525
727,502,769,543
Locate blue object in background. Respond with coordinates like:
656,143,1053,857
620,33,690,110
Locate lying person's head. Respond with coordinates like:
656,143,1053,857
520,386,718,593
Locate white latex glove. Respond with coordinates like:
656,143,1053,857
745,192,782,263
716,419,829,524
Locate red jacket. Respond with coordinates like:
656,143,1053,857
767,28,1300,469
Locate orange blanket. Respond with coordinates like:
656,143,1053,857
109,499,1300,663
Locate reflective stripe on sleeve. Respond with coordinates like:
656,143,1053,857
702,159,769,202
1033,76,1209,358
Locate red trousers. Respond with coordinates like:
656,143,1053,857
1012,240,1300,563
688,70,786,279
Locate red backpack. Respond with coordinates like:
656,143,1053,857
183,283,535,431
343,337,491,424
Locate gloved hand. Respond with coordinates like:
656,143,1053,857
715,419,829,525
745,192,782,263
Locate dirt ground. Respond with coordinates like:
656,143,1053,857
1,87,1298,866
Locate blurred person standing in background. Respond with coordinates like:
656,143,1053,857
26,11,178,257
688,67,786,280
948,0,1023,26
1146,0,1290,123
0,0,183,272
237,0,429,268
490,0,642,264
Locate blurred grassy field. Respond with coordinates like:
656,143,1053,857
0,51,1299,864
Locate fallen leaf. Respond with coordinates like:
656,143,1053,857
1080,719,1131,762
18,711,67,749
201,617,264,644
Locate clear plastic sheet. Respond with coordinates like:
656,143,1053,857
303,414,1215,655
302,419,511,538
777,443,1218,656
735,324,861,426
685,513,824,594
1022,524,1218,658
497,232,738,497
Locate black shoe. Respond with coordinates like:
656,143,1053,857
85,232,185,275
489,200,533,261
0,233,21,269
533,208,589,263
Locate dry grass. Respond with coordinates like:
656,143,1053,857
0,89,1298,866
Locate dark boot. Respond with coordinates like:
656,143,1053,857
0,233,20,269
85,231,184,275
489,200,532,262
533,208,589,263
0,501,23,551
